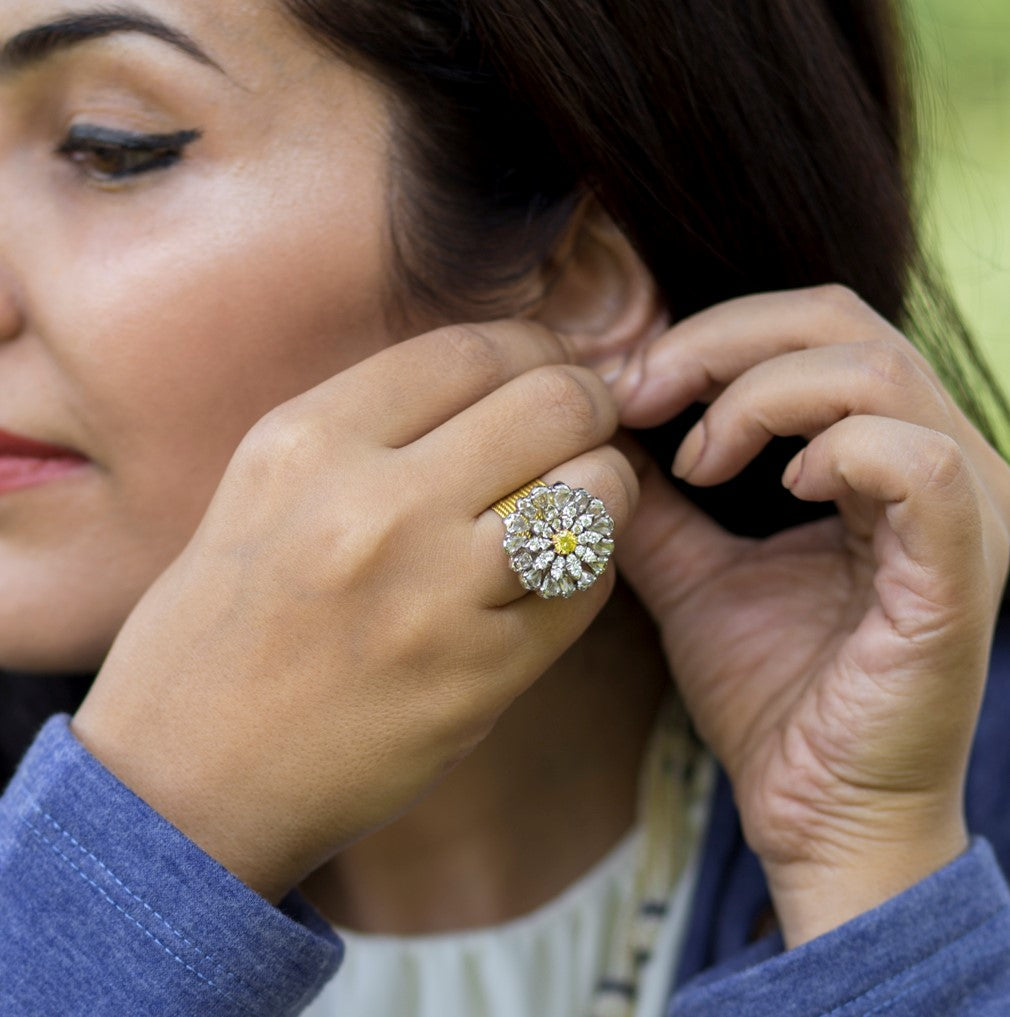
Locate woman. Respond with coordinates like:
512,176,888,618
2,0,1009,1013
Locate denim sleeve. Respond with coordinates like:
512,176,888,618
0,715,343,1016
669,838,1010,1016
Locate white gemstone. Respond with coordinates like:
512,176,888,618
521,568,543,590
542,577,561,598
534,551,556,570
580,531,602,545
550,556,566,580
505,513,528,534
566,556,583,579
531,489,552,511
504,534,527,554
558,574,576,597
589,498,606,515
526,537,552,553
512,551,533,573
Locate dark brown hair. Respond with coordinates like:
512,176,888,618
285,0,1009,448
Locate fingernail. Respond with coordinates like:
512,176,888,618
609,349,645,403
672,421,706,479
782,450,805,489
592,353,629,386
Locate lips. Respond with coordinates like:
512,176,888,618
0,427,89,494
0,427,85,460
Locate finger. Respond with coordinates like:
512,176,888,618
411,364,620,515
783,416,992,621
672,342,950,486
472,444,639,606
613,284,938,428
492,557,620,690
305,320,576,447
616,450,742,617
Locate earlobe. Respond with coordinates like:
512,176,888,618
528,198,668,365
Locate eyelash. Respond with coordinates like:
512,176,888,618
56,126,202,182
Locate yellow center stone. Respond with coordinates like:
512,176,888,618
552,530,578,556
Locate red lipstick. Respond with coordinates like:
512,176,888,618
0,428,89,495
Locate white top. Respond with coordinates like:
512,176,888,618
303,756,713,1017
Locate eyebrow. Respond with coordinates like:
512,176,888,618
0,8,224,76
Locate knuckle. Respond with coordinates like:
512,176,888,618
860,339,919,390
522,319,573,362
437,324,509,385
530,366,610,441
812,282,866,317
698,398,742,444
919,431,967,493
239,407,321,472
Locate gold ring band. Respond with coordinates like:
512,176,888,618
491,480,548,519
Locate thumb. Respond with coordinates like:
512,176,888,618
617,442,739,617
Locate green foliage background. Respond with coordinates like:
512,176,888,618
911,0,1010,386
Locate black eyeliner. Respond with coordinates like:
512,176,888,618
57,125,202,153
55,125,203,181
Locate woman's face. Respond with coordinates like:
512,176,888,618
0,1,399,671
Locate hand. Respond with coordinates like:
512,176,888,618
72,321,637,903
611,284,1010,945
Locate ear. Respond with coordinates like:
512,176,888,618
528,198,669,367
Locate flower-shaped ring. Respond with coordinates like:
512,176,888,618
493,481,615,599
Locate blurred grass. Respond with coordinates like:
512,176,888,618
909,0,1010,390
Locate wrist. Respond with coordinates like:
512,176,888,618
72,682,309,905
761,817,969,949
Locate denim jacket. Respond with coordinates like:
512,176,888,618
2,623,1009,1015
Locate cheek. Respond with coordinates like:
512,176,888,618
0,51,407,669
1,89,401,670
49,170,394,539
0,165,396,670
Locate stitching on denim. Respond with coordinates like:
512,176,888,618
24,799,262,997
819,907,1007,1017
23,815,250,1010
16,782,335,1000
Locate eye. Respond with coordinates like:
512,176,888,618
56,125,202,182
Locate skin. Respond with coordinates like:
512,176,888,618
0,0,398,671
4,0,1010,958
0,0,657,928
613,286,1010,942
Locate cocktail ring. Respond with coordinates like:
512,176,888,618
494,481,614,599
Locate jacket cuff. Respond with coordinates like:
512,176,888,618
0,714,342,1016
671,838,1010,1016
